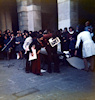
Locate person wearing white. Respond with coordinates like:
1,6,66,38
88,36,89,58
75,31,95,71
23,36,32,73
23,36,32,53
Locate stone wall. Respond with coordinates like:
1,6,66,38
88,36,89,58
16,0,28,31
70,0,78,28
57,0,78,30
57,0,71,30
27,5,41,31
16,0,42,32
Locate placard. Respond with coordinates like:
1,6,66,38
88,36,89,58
29,47,37,61
49,37,60,47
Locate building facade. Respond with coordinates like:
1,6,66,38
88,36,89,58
0,0,95,32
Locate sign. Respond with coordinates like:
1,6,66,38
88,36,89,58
29,47,37,61
49,37,60,47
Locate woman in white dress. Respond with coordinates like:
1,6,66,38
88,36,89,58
75,31,95,71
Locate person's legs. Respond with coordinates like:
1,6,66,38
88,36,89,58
36,54,41,74
88,56,95,71
46,47,52,73
32,60,37,74
19,51,23,59
25,52,31,73
53,53,60,73
7,51,10,60
83,58,89,71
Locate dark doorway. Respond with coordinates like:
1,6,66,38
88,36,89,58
41,0,58,31
11,0,19,32
0,0,19,32
78,0,95,27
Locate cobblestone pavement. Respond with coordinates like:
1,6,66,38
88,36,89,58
0,59,95,100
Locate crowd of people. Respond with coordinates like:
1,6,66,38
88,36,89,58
0,21,95,75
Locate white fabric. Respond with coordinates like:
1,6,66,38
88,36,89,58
68,31,74,34
91,33,94,38
67,57,85,69
75,31,95,58
23,36,32,54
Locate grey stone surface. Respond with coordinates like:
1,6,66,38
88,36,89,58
58,0,78,29
27,5,42,31
58,0,70,29
0,59,95,100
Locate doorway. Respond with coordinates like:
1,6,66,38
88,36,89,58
0,0,19,32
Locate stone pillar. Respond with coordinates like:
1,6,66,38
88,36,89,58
58,0,70,30
16,0,42,32
70,0,78,28
27,5,41,31
17,0,28,31
57,0,78,30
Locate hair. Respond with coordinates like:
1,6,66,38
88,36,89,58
64,27,68,31
78,25,85,33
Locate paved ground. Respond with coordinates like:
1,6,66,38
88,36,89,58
0,58,95,100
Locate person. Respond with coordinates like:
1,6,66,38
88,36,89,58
23,35,32,73
75,30,95,71
68,27,76,57
29,35,44,75
43,30,60,73
0,34,3,51
10,33,16,59
3,35,12,60
88,28,94,38
84,21,93,31
15,33,23,59
61,27,69,52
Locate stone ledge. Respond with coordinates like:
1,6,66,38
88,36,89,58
17,6,27,12
58,0,70,4
27,5,41,11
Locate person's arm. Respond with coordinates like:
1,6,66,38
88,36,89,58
75,34,81,49
29,39,36,53
37,50,40,55
29,42,33,53
23,38,28,51
74,34,81,56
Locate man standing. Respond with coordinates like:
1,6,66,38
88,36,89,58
23,35,32,73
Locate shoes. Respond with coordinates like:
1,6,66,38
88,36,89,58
36,73,43,76
89,67,94,72
47,70,52,73
41,69,46,73
54,70,60,73
81,68,89,72
25,71,30,73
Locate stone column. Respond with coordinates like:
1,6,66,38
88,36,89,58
16,0,42,32
57,0,78,30
27,5,41,31
57,0,70,30
70,0,78,28
17,0,28,32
